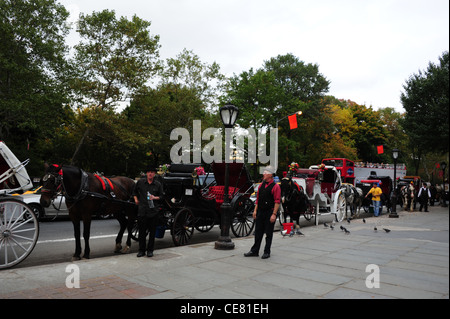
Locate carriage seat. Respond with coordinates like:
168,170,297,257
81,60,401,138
207,186,238,210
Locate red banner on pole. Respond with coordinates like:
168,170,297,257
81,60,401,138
377,145,384,154
288,114,298,130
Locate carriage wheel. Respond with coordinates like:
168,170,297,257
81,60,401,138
334,192,347,222
231,196,255,237
172,208,194,246
0,198,39,269
130,218,149,242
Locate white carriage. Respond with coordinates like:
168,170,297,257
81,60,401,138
289,165,347,224
0,141,39,269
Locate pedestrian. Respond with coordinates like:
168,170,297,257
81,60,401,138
418,182,431,212
133,166,164,257
244,166,281,259
365,182,383,217
407,181,415,212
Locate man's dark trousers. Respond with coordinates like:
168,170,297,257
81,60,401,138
251,209,275,255
138,215,158,252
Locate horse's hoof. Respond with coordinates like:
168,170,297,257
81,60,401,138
114,243,122,253
121,246,131,254
82,255,90,260
71,256,81,262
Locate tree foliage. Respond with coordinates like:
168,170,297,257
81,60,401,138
0,0,72,173
401,51,449,155
72,9,161,110
1,2,444,181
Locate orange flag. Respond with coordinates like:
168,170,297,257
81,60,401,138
288,114,298,130
377,145,384,154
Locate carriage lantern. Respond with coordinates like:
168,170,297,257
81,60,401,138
389,149,400,218
215,104,239,250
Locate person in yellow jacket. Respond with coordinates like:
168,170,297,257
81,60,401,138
365,182,383,216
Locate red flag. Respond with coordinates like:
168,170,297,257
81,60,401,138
288,114,298,130
377,145,384,154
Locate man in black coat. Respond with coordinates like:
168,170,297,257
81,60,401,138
244,166,281,259
133,166,164,257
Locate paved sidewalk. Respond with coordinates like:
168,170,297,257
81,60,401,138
0,206,448,300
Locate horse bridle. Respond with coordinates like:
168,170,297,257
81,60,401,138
41,169,64,201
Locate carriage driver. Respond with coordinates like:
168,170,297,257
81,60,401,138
244,166,281,259
133,166,164,257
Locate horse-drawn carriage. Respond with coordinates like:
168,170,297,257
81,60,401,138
157,162,255,246
1,141,39,269
357,175,393,214
280,164,348,225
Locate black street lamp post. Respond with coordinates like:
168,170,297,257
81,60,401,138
441,162,447,207
389,148,399,218
215,104,239,250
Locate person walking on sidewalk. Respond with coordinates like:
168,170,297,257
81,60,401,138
244,166,281,259
365,182,383,216
418,182,431,212
133,166,164,257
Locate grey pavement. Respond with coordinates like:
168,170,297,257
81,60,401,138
0,205,448,300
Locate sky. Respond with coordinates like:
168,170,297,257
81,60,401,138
60,0,449,112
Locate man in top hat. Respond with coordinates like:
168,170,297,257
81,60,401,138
133,166,164,257
244,166,281,259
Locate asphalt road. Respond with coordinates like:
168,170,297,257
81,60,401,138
15,218,223,269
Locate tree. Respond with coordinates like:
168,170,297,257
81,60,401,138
159,49,226,112
69,9,161,165
72,9,161,109
400,51,449,155
223,54,332,173
0,0,72,175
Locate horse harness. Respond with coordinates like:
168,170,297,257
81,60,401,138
43,166,130,207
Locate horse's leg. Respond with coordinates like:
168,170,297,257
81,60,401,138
70,214,82,261
82,215,91,259
125,214,134,248
114,211,127,253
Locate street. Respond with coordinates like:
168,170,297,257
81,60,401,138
15,218,223,269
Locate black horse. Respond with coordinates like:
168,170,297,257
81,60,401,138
39,164,137,260
280,177,308,226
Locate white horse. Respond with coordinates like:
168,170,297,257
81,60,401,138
340,184,364,217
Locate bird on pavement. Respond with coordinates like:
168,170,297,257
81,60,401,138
383,228,391,233
330,225,335,230
374,226,378,232
363,218,366,223
324,222,329,228
347,218,351,223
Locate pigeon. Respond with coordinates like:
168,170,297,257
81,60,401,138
324,222,329,228
281,229,288,237
330,225,335,230
341,226,349,234
340,225,344,231
347,218,351,224
383,228,391,233
296,229,304,236
363,218,366,223
374,226,378,232
344,228,350,235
